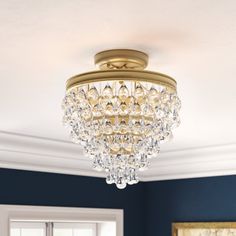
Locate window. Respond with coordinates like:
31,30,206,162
0,205,123,236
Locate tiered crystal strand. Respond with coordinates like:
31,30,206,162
62,81,181,189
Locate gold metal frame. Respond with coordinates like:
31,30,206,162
66,70,177,92
172,222,236,236
66,49,177,93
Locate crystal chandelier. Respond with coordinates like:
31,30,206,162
62,49,181,189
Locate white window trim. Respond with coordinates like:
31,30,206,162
0,205,123,236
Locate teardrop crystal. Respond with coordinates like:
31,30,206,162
119,102,128,116
104,120,113,135
142,104,153,117
118,84,129,101
131,102,141,116
105,102,114,116
119,119,128,134
103,84,113,99
135,83,145,104
87,86,99,105
76,88,86,101
148,87,160,106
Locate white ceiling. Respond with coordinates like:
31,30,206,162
0,0,235,180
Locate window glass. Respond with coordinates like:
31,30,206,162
10,229,21,236
53,228,94,236
73,229,94,236
53,229,73,236
53,223,95,236
11,222,45,236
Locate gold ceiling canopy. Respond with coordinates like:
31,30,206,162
66,49,177,92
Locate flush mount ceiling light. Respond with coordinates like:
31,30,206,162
62,49,181,189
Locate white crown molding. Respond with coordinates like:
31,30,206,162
141,143,236,181
0,131,236,182
0,131,105,178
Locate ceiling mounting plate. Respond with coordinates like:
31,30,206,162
94,49,149,70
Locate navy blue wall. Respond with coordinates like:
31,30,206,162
0,168,145,236
145,175,236,236
1,168,236,236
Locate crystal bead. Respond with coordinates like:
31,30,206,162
92,104,103,117
148,87,161,106
104,120,113,135
116,177,127,189
134,83,145,104
142,104,153,117
143,120,153,136
92,155,103,171
106,175,114,184
170,93,181,111
92,119,101,136
131,102,141,116
161,90,170,103
119,102,128,116
138,154,149,171
123,135,133,151
105,102,114,116
80,107,92,120
119,119,128,134
103,84,113,99
118,84,129,101
134,122,142,135
76,88,87,101
155,105,165,118
87,86,99,105
110,144,120,153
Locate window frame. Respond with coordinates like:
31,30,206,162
0,205,123,236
